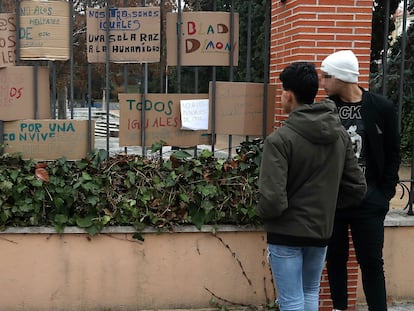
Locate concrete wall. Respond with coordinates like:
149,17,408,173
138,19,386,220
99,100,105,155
0,227,275,311
357,211,414,305
1,212,413,310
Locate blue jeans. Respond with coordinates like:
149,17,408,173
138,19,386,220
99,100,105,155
268,244,327,311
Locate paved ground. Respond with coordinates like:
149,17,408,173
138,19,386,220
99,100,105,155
345,166,414,311
357,302,414,310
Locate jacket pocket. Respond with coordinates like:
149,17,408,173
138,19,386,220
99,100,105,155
363,185,390,216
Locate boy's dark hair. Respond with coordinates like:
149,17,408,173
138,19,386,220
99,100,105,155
279,62,318,105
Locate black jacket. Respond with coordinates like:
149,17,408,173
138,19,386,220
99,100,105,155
330,88,401,200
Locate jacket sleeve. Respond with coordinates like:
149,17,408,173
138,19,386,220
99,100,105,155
381,101,401,199
255,134,289,220
337,134,367,209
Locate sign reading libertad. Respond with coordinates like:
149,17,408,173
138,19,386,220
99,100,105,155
87,7,160,63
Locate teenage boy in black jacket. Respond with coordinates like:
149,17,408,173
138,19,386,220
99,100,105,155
321,50,401,311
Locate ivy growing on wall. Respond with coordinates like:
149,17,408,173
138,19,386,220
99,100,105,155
0,140,263,236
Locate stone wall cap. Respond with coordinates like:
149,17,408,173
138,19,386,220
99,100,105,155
0,210,413,235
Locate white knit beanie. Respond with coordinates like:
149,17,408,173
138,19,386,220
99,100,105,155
321,50,359,83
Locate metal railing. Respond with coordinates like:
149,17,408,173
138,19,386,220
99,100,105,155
0,0,412,213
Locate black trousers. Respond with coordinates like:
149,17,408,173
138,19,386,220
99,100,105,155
326,185,389,311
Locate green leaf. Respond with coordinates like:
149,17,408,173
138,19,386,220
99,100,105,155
54,214,68,224
30,179,43,187
82,182,97,191
139,193,152,205
16,184,27,193
189,206,206,230
86,195,99,205
19,203,32,212
171,150,192,159
0,180,13,191
76,160,89,170
199,149,214,159
9,170,19,181
54,223,65,234
82,172,93,181
201,200,214,211
33,190,45,201
76,216,93,228
127,171,136,185
102,215,111,225
179,193,190,203
54,197,65,209
197,184,218,198
150,140,166,153
86,224,102,236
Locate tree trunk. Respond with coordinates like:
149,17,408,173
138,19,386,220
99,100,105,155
57,85,67,119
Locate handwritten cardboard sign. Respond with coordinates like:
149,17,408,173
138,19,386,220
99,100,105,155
2,120,94,160
87,7,160,63
210,82,276,136
119,93,210,147
0,66,51,121
166,11,239,66
19,0,70,61
0,13,16,68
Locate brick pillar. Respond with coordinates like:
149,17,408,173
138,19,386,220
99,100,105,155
270,0,372,127
269,0,373,309
319,231,359,311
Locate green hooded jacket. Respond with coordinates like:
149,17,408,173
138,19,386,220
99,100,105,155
256,99,366,246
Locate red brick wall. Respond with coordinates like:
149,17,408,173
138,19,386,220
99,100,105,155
269,0,373,309
319,232,359,311
270,0,372,128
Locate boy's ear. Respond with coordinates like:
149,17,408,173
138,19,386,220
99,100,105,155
285,90,293,102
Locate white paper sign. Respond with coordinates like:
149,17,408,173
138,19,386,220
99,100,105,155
180,99,209,130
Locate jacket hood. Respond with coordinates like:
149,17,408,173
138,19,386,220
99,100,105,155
284,99,341,145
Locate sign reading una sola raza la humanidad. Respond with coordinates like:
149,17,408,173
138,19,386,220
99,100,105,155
19,0,70,61
167,11,239,66
87,7,160,63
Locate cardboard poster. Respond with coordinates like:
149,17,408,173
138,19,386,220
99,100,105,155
87,7,160,63
0,66,51,121
119,93,210,147
0,13,16,68
19,0,70,61
210,82,276,136
166,12,239,66
2,120,94,160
